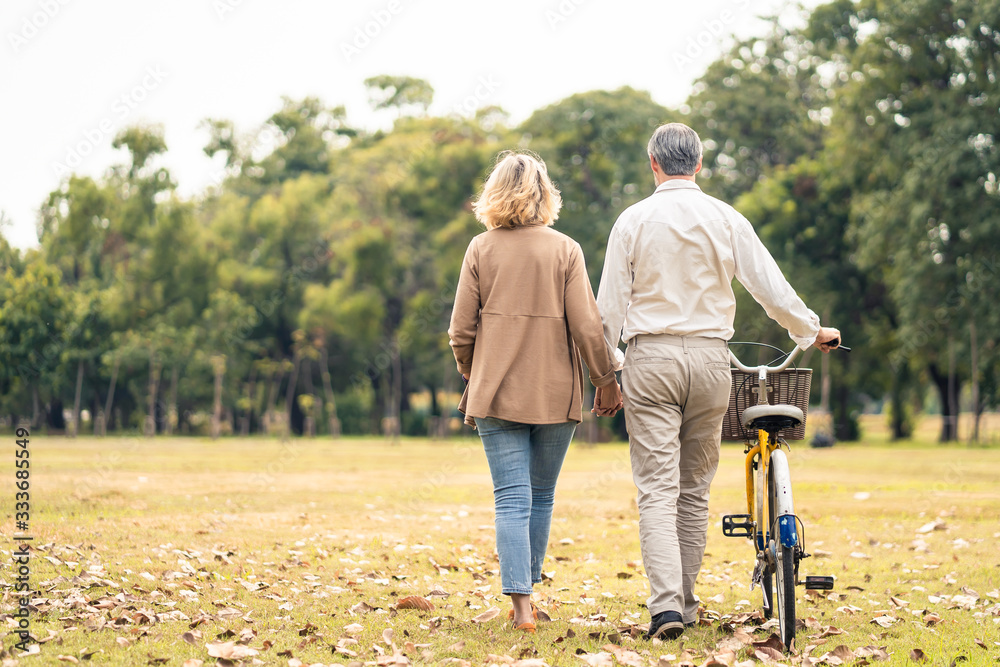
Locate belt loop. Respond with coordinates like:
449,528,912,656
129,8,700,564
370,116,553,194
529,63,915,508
682,336,689,354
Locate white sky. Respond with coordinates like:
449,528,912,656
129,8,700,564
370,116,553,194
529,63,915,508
0,0,815,250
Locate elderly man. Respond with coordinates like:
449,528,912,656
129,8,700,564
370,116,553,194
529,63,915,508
595,122,841,640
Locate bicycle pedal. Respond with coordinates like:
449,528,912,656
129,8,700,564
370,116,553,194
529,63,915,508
722,514,754,538
804,575,835,590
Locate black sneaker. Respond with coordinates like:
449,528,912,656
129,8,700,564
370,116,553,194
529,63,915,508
645,610,684,640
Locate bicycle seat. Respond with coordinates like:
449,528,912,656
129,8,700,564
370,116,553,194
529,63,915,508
742,404,804,432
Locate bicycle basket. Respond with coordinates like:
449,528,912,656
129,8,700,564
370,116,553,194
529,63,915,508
721,368,812,441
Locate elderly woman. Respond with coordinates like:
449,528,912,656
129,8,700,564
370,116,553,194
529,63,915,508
449,151,623,633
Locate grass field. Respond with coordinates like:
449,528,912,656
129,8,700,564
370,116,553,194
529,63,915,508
2,427,999,666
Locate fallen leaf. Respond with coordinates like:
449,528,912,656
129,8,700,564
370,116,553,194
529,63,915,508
829,645,855,661
448,641,466,651
396,595,434,611
870,615,898,628
751,633,785,653
855,646,891,662
818,626,846,638
181,661,203,667
383,628,395,645
910,648,928,662
575,652,613,667
923,612,942,626
754,647,784,663
206,641,258,659
351,601,375,614
56,657,79,664
471,607,501,623
344,623,365,635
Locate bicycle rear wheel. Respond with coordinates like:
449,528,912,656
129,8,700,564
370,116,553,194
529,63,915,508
767,453,796,649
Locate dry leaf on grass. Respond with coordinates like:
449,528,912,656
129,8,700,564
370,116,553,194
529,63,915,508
206,641,258,659
576,652,613,667
909,648,928,662
854,646,890,661
923,612,943,626
396,595,434,611
751,633,786,653
471,607,501,623
870,615,898,627
344,622,365,635
754,647,784,663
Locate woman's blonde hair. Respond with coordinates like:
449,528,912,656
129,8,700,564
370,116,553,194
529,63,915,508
472,151,562,230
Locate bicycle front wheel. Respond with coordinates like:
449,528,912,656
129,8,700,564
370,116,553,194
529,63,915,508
767,450,797,649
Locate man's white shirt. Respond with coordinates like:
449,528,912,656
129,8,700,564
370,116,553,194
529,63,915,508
597,179,820,367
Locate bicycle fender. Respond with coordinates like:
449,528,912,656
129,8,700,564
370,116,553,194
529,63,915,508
769,450,799,549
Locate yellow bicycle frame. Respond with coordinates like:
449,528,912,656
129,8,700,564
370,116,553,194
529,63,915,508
744,428,777,552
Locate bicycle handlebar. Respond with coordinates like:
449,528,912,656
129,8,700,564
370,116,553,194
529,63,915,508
729,345,802,374
729,338,850,373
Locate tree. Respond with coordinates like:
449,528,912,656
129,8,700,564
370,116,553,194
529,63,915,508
364,75,434,116
0,260,71,428
827,0,1000,441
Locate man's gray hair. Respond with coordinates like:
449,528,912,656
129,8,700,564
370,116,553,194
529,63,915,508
647,123,703,176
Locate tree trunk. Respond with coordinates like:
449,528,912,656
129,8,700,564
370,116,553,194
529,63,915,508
211,355,225,440
100,357,120,436
284,354,302,440
928,362,958,442
948,336,958,442
241,364,257,437
890,364,913,440
71,359,85,437
166,366,179,436
145,351,161,437
385,349,402,442
31,386,40,429
970,320,980,444
264,366,284,435
301,357,316,437
319,348,341,438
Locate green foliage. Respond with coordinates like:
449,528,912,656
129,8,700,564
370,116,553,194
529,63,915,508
363,75,434,115
4,13,998,440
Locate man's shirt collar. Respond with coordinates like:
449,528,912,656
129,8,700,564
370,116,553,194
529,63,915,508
654,179,702,194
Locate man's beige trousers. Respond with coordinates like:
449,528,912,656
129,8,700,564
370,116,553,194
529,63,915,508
621,334,732,623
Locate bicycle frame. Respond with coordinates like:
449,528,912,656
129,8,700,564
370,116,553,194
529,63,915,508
730,347,802,553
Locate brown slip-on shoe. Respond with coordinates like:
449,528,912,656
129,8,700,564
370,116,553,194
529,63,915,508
514,621,536,633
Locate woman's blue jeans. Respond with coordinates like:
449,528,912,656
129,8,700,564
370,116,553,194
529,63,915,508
475,417,577,596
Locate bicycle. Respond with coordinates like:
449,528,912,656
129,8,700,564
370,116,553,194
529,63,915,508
720,340,848,650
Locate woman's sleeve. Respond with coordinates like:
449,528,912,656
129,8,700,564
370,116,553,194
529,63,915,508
564,242,618,388
448,239,480,375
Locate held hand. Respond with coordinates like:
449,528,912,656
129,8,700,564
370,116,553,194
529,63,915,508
813,327,842,353
592,382,623,418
